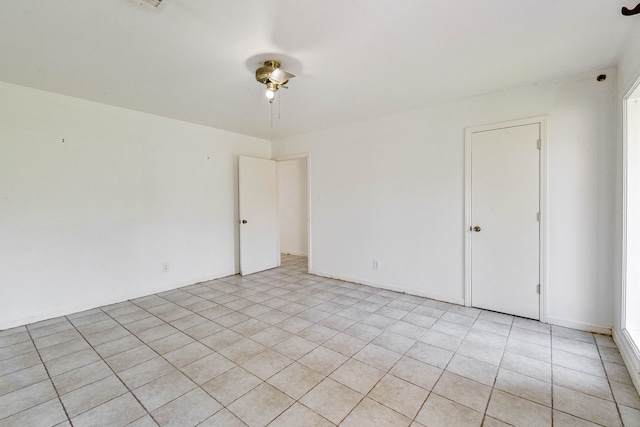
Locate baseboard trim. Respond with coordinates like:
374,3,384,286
613,328,640,393
309,270,465,306
308,270,620,334
0,270,236,330
545,316,612,335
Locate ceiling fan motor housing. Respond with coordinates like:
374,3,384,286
256,60,289,85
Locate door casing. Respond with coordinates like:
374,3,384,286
464,116,548,322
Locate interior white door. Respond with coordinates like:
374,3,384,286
471,124,540,319
239,156,279,276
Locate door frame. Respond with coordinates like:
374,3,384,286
275,152,312,273
622,75,640,344
464,116,548,322
620,69,640,396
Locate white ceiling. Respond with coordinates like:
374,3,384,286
0,1,638,140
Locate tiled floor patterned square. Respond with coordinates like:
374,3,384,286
1,255,639,426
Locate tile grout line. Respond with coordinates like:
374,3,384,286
195,260,632,424
479,312,516,426
183,265,334,425
398,307,450,426
159,272,321,425
550,328,626,426
441,309,489,424
550,325,624,426
595,336,625,426
3,256,634,426
305,290,440,424
64,312,159,426
295,289,488,424
189,264,379,424
104,278,327,425
394,303,453,425
97,302,225,426
65,304,219,424
24,324,75,427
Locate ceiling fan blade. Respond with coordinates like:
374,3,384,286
269,68,295,85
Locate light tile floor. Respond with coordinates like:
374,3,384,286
1,255,639,426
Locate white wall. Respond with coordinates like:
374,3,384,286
273,70,617,332
277,158,308,256
0,81,270,329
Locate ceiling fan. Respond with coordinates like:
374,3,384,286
255,60,295,103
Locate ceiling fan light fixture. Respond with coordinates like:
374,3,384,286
265,82,278,100
255,59,295,103
265,87,276,100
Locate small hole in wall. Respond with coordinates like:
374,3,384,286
597,74,607,82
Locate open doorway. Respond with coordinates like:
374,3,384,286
277,155,310,272
623,81,640,351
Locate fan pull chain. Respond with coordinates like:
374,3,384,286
278,91,281,120
270,99,273,128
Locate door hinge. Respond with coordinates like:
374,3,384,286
537,139,541,150
537,212,541,222
536,284,541,294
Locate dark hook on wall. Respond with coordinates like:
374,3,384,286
622,3,640,15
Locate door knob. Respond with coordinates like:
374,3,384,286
472,226,481,232
241,219,248,224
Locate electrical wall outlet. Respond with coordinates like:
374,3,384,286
373,260,380,270
162,262,170,273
